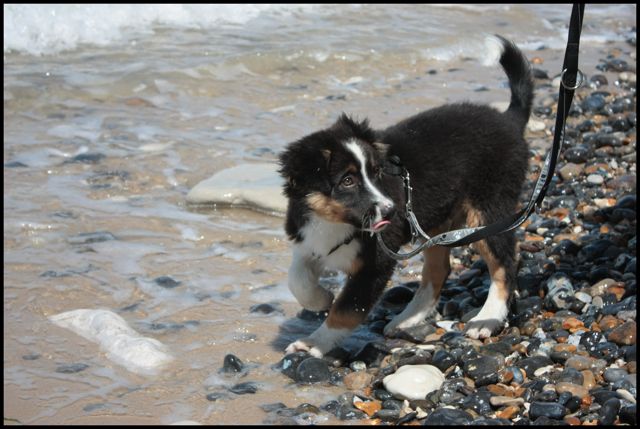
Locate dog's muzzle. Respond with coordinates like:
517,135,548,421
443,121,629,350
371,201,395,232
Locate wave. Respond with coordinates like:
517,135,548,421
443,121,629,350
3,4,322,56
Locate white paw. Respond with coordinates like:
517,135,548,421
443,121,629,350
465,326,493,339
285,339,323,358
464,317,505,339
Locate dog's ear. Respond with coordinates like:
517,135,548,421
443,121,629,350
278,136,332,197
336,113,376,143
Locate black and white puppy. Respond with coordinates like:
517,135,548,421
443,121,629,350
278,36,533,357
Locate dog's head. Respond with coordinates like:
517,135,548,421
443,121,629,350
279,114,396,233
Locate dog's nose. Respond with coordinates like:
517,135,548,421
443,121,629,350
380,201,396,220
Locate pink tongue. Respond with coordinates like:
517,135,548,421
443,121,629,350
372,220,391,231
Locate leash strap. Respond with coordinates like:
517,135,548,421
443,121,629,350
378,3,585,259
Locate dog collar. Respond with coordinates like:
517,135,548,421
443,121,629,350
326,234,355,256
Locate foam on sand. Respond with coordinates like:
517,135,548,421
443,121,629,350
49,309,173,375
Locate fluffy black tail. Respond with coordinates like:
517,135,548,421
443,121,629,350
495,35,534,130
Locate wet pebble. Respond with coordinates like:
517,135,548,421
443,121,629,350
249,302,282,315
343,370,373,391
228,382,258,395
599,398,621,425
64,152,106,164
277,352,308,380
55,363,89,373
154,275,181,288
619,404,636,425
608,321,636,345
515,355,554,377
463,355,500,386
205,392,229,402
423,408,473,425
528,401,567,420
295,357,331,384
221,354,244,374
67,231,116,244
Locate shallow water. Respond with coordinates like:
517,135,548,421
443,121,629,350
3,4,636,425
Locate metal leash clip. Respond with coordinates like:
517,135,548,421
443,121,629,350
560,67,585,90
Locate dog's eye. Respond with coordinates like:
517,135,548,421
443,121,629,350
341,175,355,188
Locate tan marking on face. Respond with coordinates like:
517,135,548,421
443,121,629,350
306,192,347,223
326,308,362,329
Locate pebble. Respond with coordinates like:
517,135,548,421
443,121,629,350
278,352,308,380
221,354,244,374
555,382,589,399
619,404,636,425
228,382,258,395
205,392,228,402
608,321,636,345
295,357,331,384
489,396,525,407
599,398,621,425
67,231,116,245
343,371,373,391
382,365,444,401
55,363,89,373
558,162,584,182
154,276,181,288
587,173,605,185
604,367,629,383
422,408,473,425
249,302,282,314
528,401,568,420
464,355,500,385
515,355,554,377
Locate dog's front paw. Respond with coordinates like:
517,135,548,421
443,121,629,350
464,318,505,339
285,339,324,358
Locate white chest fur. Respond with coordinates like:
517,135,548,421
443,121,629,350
296,214,360,272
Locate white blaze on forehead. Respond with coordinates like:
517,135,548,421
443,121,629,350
344,140,392,205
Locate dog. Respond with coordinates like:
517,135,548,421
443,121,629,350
278,35,533,357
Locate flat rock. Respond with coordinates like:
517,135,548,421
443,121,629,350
49,309,173,374
382,364,444,401
187,163,286,216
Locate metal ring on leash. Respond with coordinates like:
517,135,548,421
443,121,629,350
560,67,584,90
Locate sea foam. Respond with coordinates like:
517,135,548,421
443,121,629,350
4,4,319,56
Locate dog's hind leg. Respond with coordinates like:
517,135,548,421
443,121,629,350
383,245,450,335
463,207,517,339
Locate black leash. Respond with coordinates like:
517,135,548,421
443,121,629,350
378,3,585,260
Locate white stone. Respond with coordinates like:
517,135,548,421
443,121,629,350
186,163,286,216
586,173,604,185
382,364,445,401
49,309,173,375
